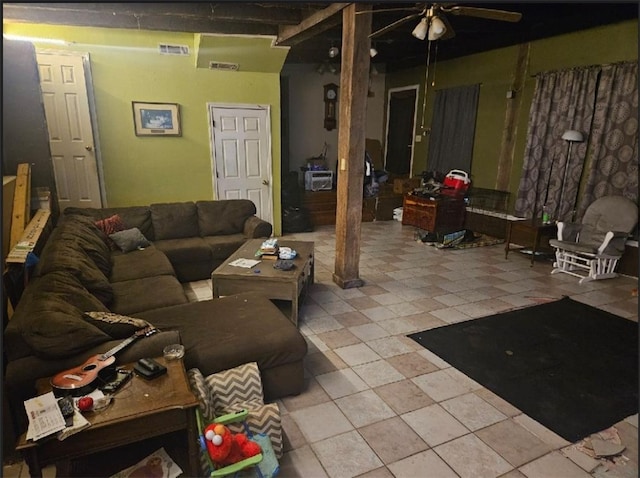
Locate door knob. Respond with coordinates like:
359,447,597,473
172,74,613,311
85,146,93,151
262,179,269,186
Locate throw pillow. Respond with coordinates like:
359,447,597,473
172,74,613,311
83,311,156,340
109,228,151,253
95,214,126,250
204,361,265,414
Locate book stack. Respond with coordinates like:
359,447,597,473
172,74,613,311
256,238,279,260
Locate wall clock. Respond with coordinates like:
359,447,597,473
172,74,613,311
323,83,338,131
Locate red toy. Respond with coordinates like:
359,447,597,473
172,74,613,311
203,423,261,467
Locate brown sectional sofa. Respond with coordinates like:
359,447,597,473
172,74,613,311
4,199,308,433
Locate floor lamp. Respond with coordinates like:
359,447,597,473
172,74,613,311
557,130,584,220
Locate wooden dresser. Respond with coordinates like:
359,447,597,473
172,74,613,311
402,194,466,233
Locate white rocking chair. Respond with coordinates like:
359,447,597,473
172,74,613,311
550,196,638,284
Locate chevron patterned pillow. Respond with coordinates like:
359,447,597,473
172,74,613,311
226,402,283,458
204,361,264,413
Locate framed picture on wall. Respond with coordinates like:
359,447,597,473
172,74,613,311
132,101,181,136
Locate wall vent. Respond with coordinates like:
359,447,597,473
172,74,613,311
209,61,239,71
158,44,190,56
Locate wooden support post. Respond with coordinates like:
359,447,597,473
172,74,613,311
9,163,32,252
495,42,530,192
333,3,371,289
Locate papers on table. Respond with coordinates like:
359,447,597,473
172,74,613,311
25,392,66,441
24,389,106,441
229,258,261,268
56,410,91,441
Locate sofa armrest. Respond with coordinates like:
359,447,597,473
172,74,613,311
243,216,272,238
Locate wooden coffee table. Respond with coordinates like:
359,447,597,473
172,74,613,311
15,357,199,477
211,239,314,326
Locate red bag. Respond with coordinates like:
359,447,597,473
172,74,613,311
442,169,471,196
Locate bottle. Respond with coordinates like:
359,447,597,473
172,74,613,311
542,205,550,224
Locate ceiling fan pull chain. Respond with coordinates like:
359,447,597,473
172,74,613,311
420,39,433,131
431,40,439,88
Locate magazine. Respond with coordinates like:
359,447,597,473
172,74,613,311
110,447,182,478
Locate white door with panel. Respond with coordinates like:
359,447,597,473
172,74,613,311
209,105,273,225
36,51,102,210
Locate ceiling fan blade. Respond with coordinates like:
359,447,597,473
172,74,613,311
365,5,424,15
446,6,522,23
369,12,423,39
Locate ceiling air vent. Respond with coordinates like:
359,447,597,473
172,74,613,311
209,61,239,71
158,44,190,56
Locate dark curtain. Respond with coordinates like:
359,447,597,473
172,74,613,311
577,61,638,219
515,67,600,220
427,84,480,174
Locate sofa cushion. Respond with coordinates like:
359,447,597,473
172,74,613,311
196,200,256,236
110,275,189,315
10,272,112,359
35,242,114,305
66,206,155,241
151,202,199,240
202,234,247,260
109,227,151,253
136,293,308,377
153,237,212,264
55,216,112,276
110,246,175,282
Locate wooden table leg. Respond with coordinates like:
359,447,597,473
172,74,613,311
505,222,513,259
211,278,220,299
23,449,43,478
530,227,541,267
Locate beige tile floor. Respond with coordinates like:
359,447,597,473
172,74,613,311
5,220,638,477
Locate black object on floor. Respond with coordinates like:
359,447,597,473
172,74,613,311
408,297,638,443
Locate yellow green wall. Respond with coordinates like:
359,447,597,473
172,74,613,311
387,20,638,209
3,23,285,234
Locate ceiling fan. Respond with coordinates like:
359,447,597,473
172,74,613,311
368,3,523,41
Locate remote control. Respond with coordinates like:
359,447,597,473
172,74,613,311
138,358,161,372
58,396,75,426
99,369,132,394
58,396,74,418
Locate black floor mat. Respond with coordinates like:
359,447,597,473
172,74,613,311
408,297,638,442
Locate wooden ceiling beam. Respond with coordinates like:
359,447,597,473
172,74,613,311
276,3,349,47
3,3,305,24
2,2,304,34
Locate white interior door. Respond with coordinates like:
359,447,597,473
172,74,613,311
209,105,273,225
36,51,102,210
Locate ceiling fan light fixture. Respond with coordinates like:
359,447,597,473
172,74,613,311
411,17,429,40
370,47,378,58
328,46,339,58
428,16,447,41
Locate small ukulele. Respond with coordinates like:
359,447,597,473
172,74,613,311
50,327,157,396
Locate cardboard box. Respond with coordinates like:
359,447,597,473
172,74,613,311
393,177,421,195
